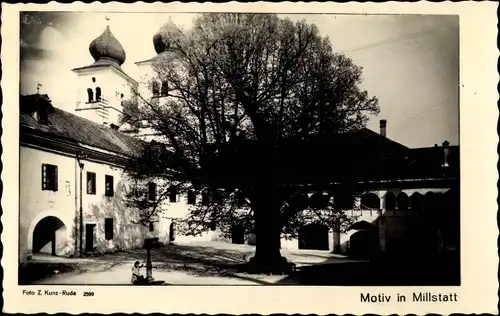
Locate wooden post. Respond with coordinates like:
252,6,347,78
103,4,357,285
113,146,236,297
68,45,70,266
146,248,153,281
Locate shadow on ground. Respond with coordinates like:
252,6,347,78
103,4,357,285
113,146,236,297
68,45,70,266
277,253,461,286
19,261,123,285
91,243,253,279
19,243,460,286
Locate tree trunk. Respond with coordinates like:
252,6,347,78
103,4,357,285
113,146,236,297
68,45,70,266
332,230,341,254
247,186,290,274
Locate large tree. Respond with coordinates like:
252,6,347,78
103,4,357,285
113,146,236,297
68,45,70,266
123,13,379,272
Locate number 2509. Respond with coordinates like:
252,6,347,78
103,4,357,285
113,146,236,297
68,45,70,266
83,292,94,297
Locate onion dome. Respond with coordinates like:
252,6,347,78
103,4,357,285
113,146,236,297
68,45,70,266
89,25,126,66
153,31,170,54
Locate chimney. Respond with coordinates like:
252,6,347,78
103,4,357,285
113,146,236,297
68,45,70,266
442,140,450,167
379,119,387,137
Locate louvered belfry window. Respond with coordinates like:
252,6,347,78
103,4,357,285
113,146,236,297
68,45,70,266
42,164,58,191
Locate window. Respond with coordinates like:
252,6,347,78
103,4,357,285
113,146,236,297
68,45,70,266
168,187,177,203
161,80,168,96
86,172,96,195
202,192,210,206
87,88,94,103
187,190,196,205
95,87,102,101
148,182,157,201
105,175,114,197
105,218,114,240
38,105,49,125
42,164,58,191
149,221,155,232
151,81,160,96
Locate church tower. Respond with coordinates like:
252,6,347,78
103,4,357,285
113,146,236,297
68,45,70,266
71,20,138,127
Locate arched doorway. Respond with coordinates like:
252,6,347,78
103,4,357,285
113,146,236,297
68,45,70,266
298,223,329,250
32,216,68,256
348,221,379,259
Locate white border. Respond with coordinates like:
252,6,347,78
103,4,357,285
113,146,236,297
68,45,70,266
2,2,498,314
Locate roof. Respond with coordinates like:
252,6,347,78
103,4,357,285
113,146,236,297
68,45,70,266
20,94,144,157
135,50,179,66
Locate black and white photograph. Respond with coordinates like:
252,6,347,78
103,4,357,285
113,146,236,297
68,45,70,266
17,10,461,286
1,2,497,315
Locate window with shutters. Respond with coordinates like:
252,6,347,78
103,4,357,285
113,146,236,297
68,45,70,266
148,182,157,201
42,164,58,191
105,218,114,240
105,175,114,197
187,190,196,205
87,172,96,195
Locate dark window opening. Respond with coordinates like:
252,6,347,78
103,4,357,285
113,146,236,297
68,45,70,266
210,220,216,231
161,80,168,96
105,218,114,240
148,182,157,201
149,221,155,232
202,192,210,206
168,187,177,203
187,190,196,205
397,192,409,210
92,77,96,83
42,164,58,191
86,172,96,195
384,192,396,210
38,105,49,125
105,175,114,197
87,88,94,103
95,87,102,101
151,81,160,96
410,193,423,210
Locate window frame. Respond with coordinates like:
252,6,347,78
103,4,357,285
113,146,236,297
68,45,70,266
105,174,114,197
86,171,96,195
187,190,196,205
105,218,114,240
42,163,58,192
148,182,157,201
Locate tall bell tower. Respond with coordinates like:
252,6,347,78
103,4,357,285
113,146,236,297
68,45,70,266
71,18,137,127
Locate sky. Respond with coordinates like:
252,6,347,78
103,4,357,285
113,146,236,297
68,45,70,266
20,12,459,148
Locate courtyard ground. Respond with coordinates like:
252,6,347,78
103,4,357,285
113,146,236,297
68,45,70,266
20,240,459,286
21,240,363,285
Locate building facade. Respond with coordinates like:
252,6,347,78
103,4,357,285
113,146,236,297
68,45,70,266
20,23,460,262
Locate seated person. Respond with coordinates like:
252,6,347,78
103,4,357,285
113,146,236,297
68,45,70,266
131,261,146,284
